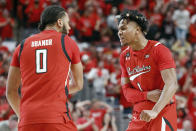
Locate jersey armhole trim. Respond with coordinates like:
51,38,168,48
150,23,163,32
61,34,71,62
18,39,26,63
154,42,161,47
65,85,71,120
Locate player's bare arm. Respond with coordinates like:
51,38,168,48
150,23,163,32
6,66,21,118
122,77,162,103
140,68,178,122
69,62,83,94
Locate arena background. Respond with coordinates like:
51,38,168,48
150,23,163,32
0,0,196,131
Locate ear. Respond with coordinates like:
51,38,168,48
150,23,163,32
135,26,141,35
57,19,63,28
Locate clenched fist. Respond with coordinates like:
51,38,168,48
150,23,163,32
140,110,158,122
147,89,162,103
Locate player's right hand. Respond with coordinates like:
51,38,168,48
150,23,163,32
147,89,162,103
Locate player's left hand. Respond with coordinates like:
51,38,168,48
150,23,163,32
140,110,158,122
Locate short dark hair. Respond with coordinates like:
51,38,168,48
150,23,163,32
38,5,66,31
118,9,148,34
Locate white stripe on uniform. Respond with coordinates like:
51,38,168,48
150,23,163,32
161,117,166,131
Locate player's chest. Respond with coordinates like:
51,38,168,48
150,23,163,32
124,51,157,77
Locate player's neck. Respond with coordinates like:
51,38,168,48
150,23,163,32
129,37,148,51
44,26,60,32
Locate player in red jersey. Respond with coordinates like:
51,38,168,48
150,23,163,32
6,6,83,131
117,10,178,131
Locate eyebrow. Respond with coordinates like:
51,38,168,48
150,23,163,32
119,24,126,29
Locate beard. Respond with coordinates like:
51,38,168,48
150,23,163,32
121,42,129,47
61,24,68,34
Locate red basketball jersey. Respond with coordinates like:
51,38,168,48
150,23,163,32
120,40,176,112
11,30,80,127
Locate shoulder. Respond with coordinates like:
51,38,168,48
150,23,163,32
63,35,77,47
150,40,167,50
149,40,171,55
120,46,130,59
25,33,40,41
65,35,77,45
21,34,40,45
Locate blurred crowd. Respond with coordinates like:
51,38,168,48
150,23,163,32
0,0,196,130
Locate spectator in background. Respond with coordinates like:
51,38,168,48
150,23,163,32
182,119,193,131
77,4,96,42
49,0,61,6
90,100,113,130
160,11,175,48
179,50,196,94
187,93,196,130
76,100,99,131
81,54,97,74
0,76,6,97
0,46,10,77
0,0,11,16
17,0,30,28
171,40,192,62
175,57,188,95
101,113,117,131
1,60,9,77
172,2,190,46
0,96,14,121
191,13,196,24
106,62,121,104
0,114,18,131
188,19,196,46
182,68,195,95
146,8,161,40
106,6,119,41
25,0,43,28
146,21,160,40
80,45,98,74
67,5,80,37
191,65,196,88
86,61,110,101
21,0,44,38
150,7,163,28
99,27,113,45
0,9,14,41
118,0,137,11
175,95,188,130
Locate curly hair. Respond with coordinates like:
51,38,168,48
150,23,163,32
117,9,148,35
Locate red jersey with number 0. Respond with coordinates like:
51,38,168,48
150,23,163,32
11,30,80,127
120,40,176,112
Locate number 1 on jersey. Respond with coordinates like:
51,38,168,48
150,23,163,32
36,49,47,73
137,82,143,91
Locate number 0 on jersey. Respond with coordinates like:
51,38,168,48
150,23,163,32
36,49,47,73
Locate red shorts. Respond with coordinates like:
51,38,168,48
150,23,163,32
126,103,177,131
18,121,77,131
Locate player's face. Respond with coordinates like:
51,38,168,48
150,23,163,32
61,13,71,34
118,19,138,46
